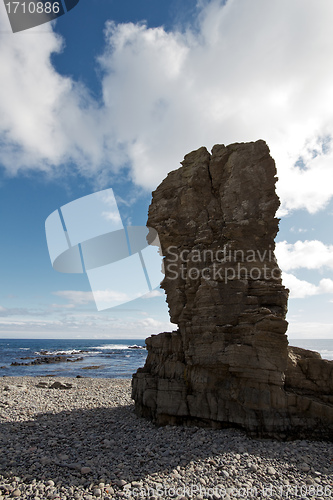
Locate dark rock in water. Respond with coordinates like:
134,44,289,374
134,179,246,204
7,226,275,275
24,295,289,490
81,365,104,370
11,355,83,366
132,140,333,440
11,356,65,366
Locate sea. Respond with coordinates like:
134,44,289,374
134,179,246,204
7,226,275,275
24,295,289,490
0,338,332,379
0,338,148,378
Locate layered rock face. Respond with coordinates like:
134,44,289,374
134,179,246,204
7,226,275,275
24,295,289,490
132,140,333,440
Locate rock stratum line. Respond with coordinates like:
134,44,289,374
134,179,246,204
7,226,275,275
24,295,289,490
132,140,333,440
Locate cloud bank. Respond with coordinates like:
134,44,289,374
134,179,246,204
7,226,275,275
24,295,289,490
275,240,333,298
276,241,333,272
1,0,333,214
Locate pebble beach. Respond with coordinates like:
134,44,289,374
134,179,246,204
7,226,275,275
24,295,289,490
0,377,332,500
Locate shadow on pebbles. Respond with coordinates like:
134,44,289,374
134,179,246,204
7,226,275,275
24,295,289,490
0,377,332,499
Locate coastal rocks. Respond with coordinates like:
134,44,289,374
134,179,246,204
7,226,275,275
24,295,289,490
3,384,27,392
35,381,73,390
132,140,333,440
81,365,104,370
49,382,73,390
11,356,84,366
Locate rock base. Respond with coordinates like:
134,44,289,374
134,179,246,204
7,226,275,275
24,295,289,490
133,332,333,440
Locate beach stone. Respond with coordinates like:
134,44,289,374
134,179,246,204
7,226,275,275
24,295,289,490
93,489,101,497
267,467,276,475
81,467,92,474
132,140,333,440
49,382,72,390
12,490,21,497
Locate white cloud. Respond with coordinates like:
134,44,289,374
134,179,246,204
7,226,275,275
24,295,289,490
290,227,312,234
0,305,46,316
282,273,318,299
287,321,333,340
97,0,333,213
282,273,333,299
137,317,165,329
101,210,122,224
277,241,333,298
0,10,125,181
276,240,333,272
2,0,333,212
0,301,174,337
53,290,94,305
53,288,159,311
141,290,164,299
92,289,132,304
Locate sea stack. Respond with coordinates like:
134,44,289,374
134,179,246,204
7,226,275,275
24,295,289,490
132,140,333,440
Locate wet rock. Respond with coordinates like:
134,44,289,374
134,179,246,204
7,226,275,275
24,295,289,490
11,355,83,366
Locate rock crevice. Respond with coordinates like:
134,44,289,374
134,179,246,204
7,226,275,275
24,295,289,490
132,140,333,440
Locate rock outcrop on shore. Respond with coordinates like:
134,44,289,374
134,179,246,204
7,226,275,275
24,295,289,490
132,140,333,440
11,355,84,366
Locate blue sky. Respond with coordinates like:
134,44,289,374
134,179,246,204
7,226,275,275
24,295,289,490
0,0,333,339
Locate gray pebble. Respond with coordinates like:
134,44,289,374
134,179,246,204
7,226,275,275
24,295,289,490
81,467,92,474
